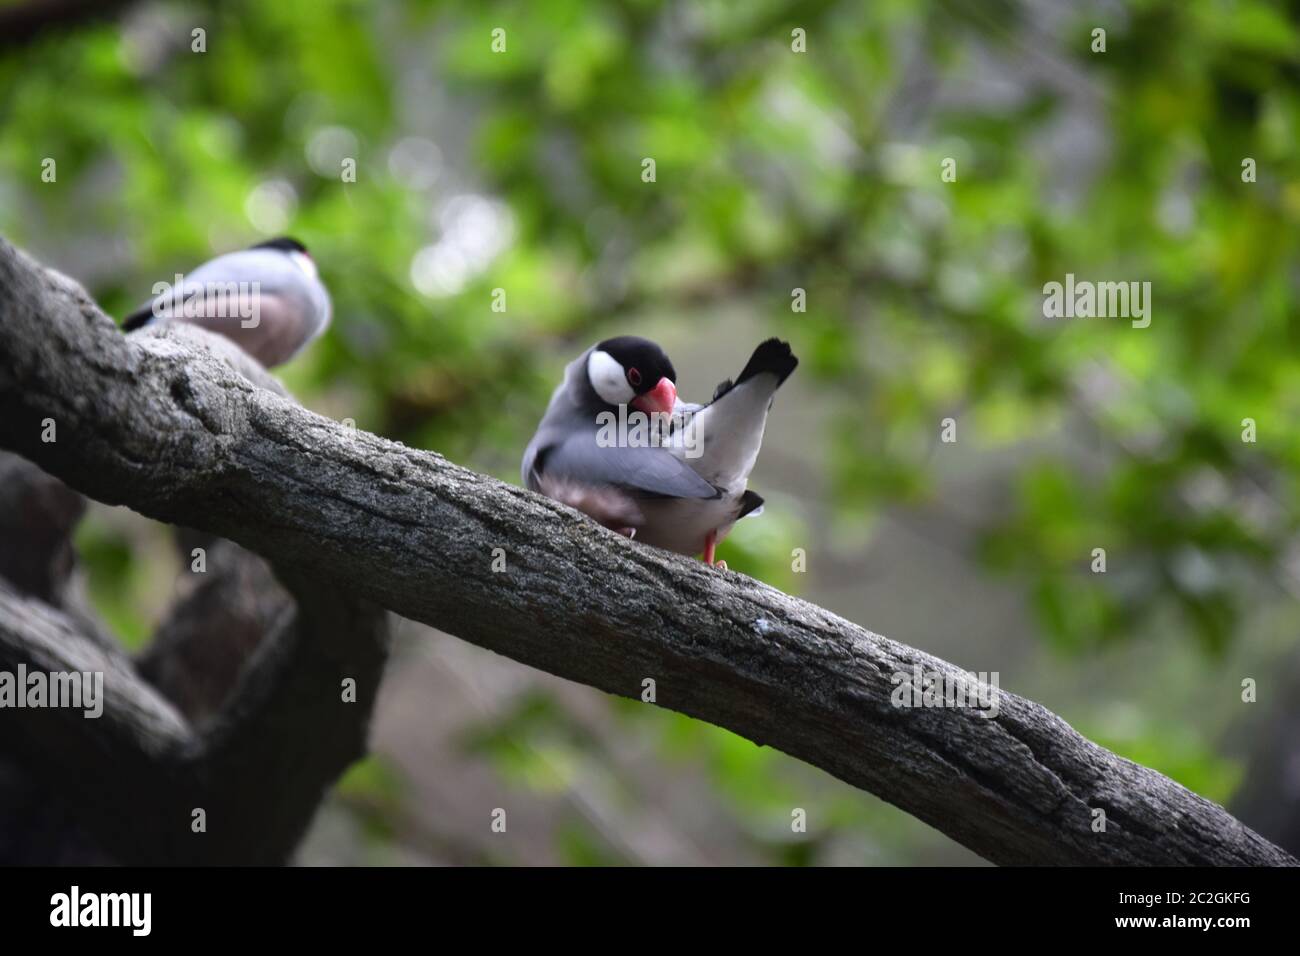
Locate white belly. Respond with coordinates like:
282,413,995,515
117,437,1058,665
633,492,746,556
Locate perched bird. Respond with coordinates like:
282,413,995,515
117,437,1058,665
523,335,797,566
120,237,330,368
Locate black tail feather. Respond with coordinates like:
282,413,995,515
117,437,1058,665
121,305,156,331
737,489,765,520
734,338,798,388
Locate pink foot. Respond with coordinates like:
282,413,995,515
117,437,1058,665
702,530,726,569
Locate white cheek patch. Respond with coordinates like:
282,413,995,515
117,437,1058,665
289,251,318,280
587,349,635,405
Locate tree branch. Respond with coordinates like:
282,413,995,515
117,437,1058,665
0,452,84,605
136,540,292,722
0,252,389,862
0,573,388,864
0,236,1292,866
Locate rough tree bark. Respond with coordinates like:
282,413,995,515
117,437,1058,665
0,236,1293,866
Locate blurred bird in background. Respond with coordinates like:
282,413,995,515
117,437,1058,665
121,237,330,368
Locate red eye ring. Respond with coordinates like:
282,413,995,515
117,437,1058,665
627,367,642,386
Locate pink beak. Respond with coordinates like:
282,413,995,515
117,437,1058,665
631,377,677,417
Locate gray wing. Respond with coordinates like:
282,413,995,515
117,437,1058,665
125,249,322,320
534,429,720,500
121,249,330,366
184,248,305,289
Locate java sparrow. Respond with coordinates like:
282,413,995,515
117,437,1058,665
120,237,331,368
522,335,797,566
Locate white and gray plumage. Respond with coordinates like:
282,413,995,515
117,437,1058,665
522,335,797,565
120,237,331,368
